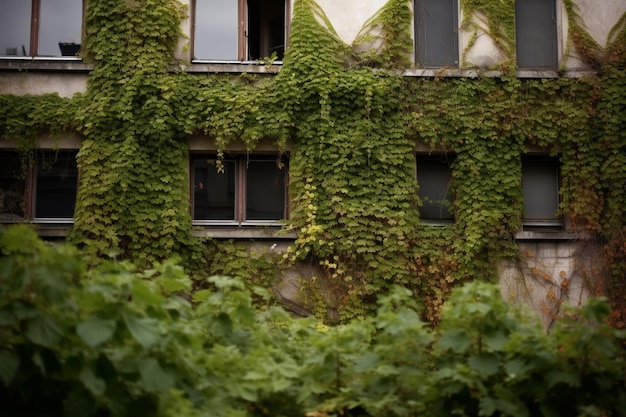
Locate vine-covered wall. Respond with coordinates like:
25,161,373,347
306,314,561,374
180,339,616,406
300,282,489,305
0,0,625,324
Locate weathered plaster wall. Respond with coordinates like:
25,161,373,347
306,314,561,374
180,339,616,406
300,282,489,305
0,72,88,97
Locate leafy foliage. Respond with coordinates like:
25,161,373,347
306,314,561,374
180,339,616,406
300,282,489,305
1,226,625,416
0,0,625,321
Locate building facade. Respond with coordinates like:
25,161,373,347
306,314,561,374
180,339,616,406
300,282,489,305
1,0,625,325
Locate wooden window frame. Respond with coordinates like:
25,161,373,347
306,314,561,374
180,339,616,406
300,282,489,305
416,153,455,223
190,153,289,225
0,150,78,224
191,0,291,62
521,156,562,227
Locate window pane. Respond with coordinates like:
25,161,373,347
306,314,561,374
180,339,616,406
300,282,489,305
0,1,31,56
35,152,78,219
0,153,26,219
417,157,454,221
193,158,236,220
247,0,285,60
194,0,239,60
515,0,557,69
39,0,83,56
415,0,458,68
246,159,285,220
522,159,559,221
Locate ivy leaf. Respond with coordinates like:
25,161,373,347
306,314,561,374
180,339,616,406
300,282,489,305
77,318,117,348
0,350,19,386
437,329,471,353
80,366,106,396
124,315,160,349
139,358,175,392
468,353,500,377
25,314,64,348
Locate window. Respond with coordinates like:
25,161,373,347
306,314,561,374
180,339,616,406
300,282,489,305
515,0,558,69
0,150,78,222
1,0,83,58
191,154,288,223
414,0,459,68
416,155,454,221
522,157,560,225
193,0,289,62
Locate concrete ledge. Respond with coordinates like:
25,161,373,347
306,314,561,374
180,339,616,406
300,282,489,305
192,227,296,240
514,230,593,241
0,58,93,72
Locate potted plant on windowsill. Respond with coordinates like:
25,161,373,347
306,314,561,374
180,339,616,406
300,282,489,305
58,42,80,56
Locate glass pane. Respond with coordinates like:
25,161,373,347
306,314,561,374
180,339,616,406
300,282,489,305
194,0,238,60
246,159,285,220
417,157,454,221
522,160,559,221
193,158,236,220
515,0,557,69
0,153,26,219
35,152,78,218
0,1,31,56
415,0,458,68
39,0,83,56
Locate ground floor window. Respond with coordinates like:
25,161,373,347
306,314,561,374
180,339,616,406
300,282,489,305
191,154,288,224
522,156,561,225
416,154,454,222
0,150,78,222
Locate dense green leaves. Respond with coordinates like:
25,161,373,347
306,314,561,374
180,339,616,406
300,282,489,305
2,226,625,416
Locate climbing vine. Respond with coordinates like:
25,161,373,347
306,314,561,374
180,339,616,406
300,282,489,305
0,0,625,323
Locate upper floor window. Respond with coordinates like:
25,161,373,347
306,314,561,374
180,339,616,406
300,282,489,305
417,154,454,222
515,0,558,69
522,157,561,225
191,154,288,224
414,0,459,68
193,0,289,62
0,0,83,58
0,150,78,223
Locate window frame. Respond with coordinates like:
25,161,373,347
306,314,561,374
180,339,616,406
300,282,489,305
521,156,562,227
515,0,559,70
0,150,78,224
0,0,85,59
191,0,291,63
414,0,459,69
416,153,455,224
190,153,289,226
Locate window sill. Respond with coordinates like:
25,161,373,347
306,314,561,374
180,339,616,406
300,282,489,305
185,61,282,74
514,229,592,241
0,57,92,72
192,225,295,240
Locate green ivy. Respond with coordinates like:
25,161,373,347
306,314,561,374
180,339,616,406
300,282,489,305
0,0,625,322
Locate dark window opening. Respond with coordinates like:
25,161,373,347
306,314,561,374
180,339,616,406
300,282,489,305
522,157,561,225
247,0,286,60
414,0,458,68
0,154,26,220
0,150,78,222
417,155,454,221
192,154,287,223
34,151,78,219
515,0,558,69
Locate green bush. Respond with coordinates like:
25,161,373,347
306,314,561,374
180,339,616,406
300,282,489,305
1,225,624,416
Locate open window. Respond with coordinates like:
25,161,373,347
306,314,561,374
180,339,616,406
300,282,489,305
416,154,454,222
191,154,288,224
414,0,459,68
1,0,83,58
193,0,289,62
515,0,558,69
0,150,78,223
522,157,561,226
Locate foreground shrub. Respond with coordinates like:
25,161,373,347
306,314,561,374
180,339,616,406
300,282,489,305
0,225,624,416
